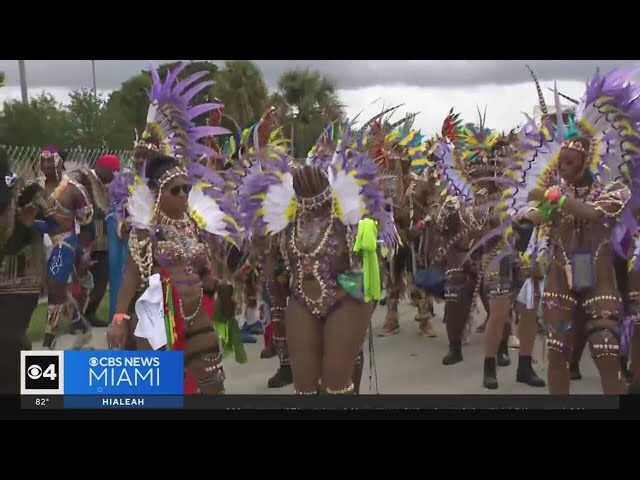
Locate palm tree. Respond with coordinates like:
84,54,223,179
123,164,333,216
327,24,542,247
211,60,269,130
271,69,344,158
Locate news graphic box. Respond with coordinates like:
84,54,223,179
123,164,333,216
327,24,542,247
21,350,65,395
64,351,184,395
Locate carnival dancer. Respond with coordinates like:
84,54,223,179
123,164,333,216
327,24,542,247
240,128,395,394
230,109,294,387
363,114,436,337
0,148,57,393
425,113,485,367
38,146,94,350
107,62,240,394
69,154,120,331
516,68,640,393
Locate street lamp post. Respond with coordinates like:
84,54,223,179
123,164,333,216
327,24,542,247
18,60,28,103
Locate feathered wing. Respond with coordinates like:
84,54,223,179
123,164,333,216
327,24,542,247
126,177,155,230
108,171,135,227
186,162,243,247
188,184,242,247
238,148,296,237
328,133,398,249
573,66,640,270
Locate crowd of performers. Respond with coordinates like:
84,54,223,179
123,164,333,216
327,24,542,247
3,61,640,396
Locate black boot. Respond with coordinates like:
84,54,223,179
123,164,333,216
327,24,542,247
267,364,293,388
260,343,277,359
497,341,511,367
42,332,56,350
516,355,546,387
483,357,499,389
628,381,640,395
442,341,463,365
569,362,582,380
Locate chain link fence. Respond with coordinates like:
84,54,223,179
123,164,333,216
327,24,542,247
3,145,134,177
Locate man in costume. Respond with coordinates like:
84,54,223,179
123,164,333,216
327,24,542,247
0,148,57,392
38,146,94,350
363,113,436,338
69,154,120,330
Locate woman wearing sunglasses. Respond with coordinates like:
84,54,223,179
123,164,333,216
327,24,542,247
108,152,241,394
106,62,239,394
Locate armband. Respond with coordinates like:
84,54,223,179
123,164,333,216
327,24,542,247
112,313,130,324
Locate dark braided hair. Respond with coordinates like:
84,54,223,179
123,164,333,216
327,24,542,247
292,165,329,198
144,152,180,189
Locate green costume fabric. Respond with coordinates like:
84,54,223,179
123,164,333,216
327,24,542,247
353,217,381,302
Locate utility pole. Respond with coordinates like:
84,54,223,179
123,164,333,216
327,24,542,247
91,60,97,99
18,60,28,103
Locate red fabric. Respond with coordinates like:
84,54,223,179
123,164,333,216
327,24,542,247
263,320,275,349
184,372,198,395
96,154,121,172
160,269,186,351
202,293,215,320
71,278,81,297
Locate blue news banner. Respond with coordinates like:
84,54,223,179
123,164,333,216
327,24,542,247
20,350,184,409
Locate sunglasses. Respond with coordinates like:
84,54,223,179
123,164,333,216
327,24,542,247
169,184,192,196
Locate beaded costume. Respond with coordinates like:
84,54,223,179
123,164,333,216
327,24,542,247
240,126,395,393
113,62,243,394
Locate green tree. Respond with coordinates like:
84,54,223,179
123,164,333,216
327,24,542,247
271,69,344,157
67,88,109,148
102,61,219,149
0,71,4,88
211,60,269,131
0,92,74,147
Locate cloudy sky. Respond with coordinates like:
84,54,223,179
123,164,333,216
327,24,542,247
1,60,638,134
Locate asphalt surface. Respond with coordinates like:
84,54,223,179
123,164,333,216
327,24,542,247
41,299,605,394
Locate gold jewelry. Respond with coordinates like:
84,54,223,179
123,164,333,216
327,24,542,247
157,166,188,191
326,383,355,394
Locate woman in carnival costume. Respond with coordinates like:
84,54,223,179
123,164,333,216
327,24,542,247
107,62,243,394
216,107,297,388
304,121,400,393
0,148,57,392
240,127,395,394
512,66,640,393
37,146,94,350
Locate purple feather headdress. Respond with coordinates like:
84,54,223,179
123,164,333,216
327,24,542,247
144,62,230,162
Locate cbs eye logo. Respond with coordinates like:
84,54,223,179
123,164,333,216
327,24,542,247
21,351,64,395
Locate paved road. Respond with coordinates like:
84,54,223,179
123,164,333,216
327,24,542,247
40,300,604,394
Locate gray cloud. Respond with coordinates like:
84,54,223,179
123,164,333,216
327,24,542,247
0,60,638,91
